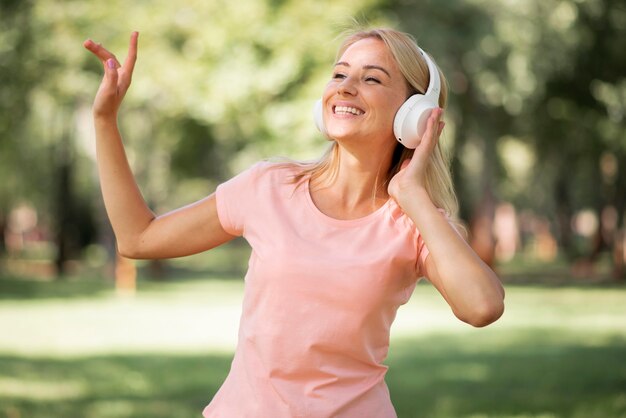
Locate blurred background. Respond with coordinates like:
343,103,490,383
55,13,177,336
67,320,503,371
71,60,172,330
0,0,625,417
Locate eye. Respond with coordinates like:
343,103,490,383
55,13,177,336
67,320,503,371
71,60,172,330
332,72,347,80
365,76,381,84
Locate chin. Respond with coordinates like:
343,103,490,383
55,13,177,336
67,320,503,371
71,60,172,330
326,125,358,140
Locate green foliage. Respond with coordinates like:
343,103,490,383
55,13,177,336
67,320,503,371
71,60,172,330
386,0,625,266
0,0,40,208
1,0,624,269
0,0,393,268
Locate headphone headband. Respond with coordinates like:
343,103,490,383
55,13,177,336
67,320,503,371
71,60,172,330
417,47,441,102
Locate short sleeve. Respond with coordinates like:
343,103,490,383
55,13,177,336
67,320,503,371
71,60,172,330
416,233,429,277
215,162,265,236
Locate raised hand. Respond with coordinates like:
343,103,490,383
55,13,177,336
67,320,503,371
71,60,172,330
83,31,139,119
388,107,445,208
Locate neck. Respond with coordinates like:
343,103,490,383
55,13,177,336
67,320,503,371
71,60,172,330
313,142,394,211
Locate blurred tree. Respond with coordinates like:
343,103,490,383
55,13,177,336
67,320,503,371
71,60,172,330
0,0,37,259
3,0,391,279
385,0,515,266
387,0,625,277
524,0,626,277
4,0,623,281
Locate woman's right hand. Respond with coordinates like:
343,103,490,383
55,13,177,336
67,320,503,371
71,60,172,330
83,32,138,119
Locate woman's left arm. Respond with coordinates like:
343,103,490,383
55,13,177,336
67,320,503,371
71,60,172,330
389,108,504,328
407,188,504,327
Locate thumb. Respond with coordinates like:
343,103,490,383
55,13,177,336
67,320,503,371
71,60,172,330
102,58,119,93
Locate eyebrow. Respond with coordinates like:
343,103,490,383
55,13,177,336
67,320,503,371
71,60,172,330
334,61,391,78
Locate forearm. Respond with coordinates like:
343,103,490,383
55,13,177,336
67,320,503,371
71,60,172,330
405,188,504,325
95,116,155,252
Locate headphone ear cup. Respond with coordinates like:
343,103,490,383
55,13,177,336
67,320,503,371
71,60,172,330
393,94,438,149
313,99,326,134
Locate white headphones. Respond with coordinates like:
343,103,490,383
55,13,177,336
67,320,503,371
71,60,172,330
313,47,440,149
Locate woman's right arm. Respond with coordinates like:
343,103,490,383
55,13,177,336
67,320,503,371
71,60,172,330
84,32,236,259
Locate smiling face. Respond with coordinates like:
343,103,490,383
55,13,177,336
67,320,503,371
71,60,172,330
322,37,410,148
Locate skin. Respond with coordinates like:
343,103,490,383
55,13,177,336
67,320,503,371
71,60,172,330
83,32,235,259
84,33,504,327
311,38,410,218
316,38,504,327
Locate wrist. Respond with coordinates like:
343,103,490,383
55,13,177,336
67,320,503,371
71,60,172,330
396,186,432,211
400,188,444,231
94,112,118,126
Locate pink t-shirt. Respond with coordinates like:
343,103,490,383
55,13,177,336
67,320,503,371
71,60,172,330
203,161,432,418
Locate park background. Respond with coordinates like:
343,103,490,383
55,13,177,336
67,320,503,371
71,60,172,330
0,0,625,417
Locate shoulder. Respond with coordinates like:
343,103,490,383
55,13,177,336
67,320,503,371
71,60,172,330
238,159,299,174
224,160,292,182
248,159,309,185
214,160,305,234
221,160,307,198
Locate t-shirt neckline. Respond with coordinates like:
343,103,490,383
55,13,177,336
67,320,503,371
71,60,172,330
304,177,393,228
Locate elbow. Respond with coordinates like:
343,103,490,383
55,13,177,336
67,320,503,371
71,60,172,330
116,239,143,260
463,300,505,328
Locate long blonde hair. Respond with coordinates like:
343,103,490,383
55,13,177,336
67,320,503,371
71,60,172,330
292,27,458,217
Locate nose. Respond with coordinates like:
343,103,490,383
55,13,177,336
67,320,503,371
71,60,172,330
337,76,357,96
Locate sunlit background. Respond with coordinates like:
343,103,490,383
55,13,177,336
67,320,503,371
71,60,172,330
1,0,625,417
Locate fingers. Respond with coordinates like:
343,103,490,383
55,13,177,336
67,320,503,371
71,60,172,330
418,108,443,153
83,39,120,67
429,108,443,138
118,32,139,90
84,32,139,97
437,121,445,137
83,30,139,71
101,58,119,96
405,108,443,172
122,32,139,75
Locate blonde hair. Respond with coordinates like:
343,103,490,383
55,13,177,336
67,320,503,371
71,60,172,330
292,27,458,218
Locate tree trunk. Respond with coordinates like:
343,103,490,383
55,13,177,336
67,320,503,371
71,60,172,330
612,156,626,280
54,155,72,277
470,137,497,267
554,176,575,260
53,110,77,278
470,187,496,267
0,208,6,274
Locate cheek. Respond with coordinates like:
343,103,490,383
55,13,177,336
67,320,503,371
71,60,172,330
322,81,337,102
382,96,405,121
387,93,408,117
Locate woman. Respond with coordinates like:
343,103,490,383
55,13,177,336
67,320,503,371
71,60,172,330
84,27,504,418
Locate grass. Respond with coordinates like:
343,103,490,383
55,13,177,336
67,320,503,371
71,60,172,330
388,331,626,418
0,271,625,418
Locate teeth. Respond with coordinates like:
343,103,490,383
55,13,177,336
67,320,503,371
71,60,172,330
335,106,364,116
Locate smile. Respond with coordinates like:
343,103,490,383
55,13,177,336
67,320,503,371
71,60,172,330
333,106,364,116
